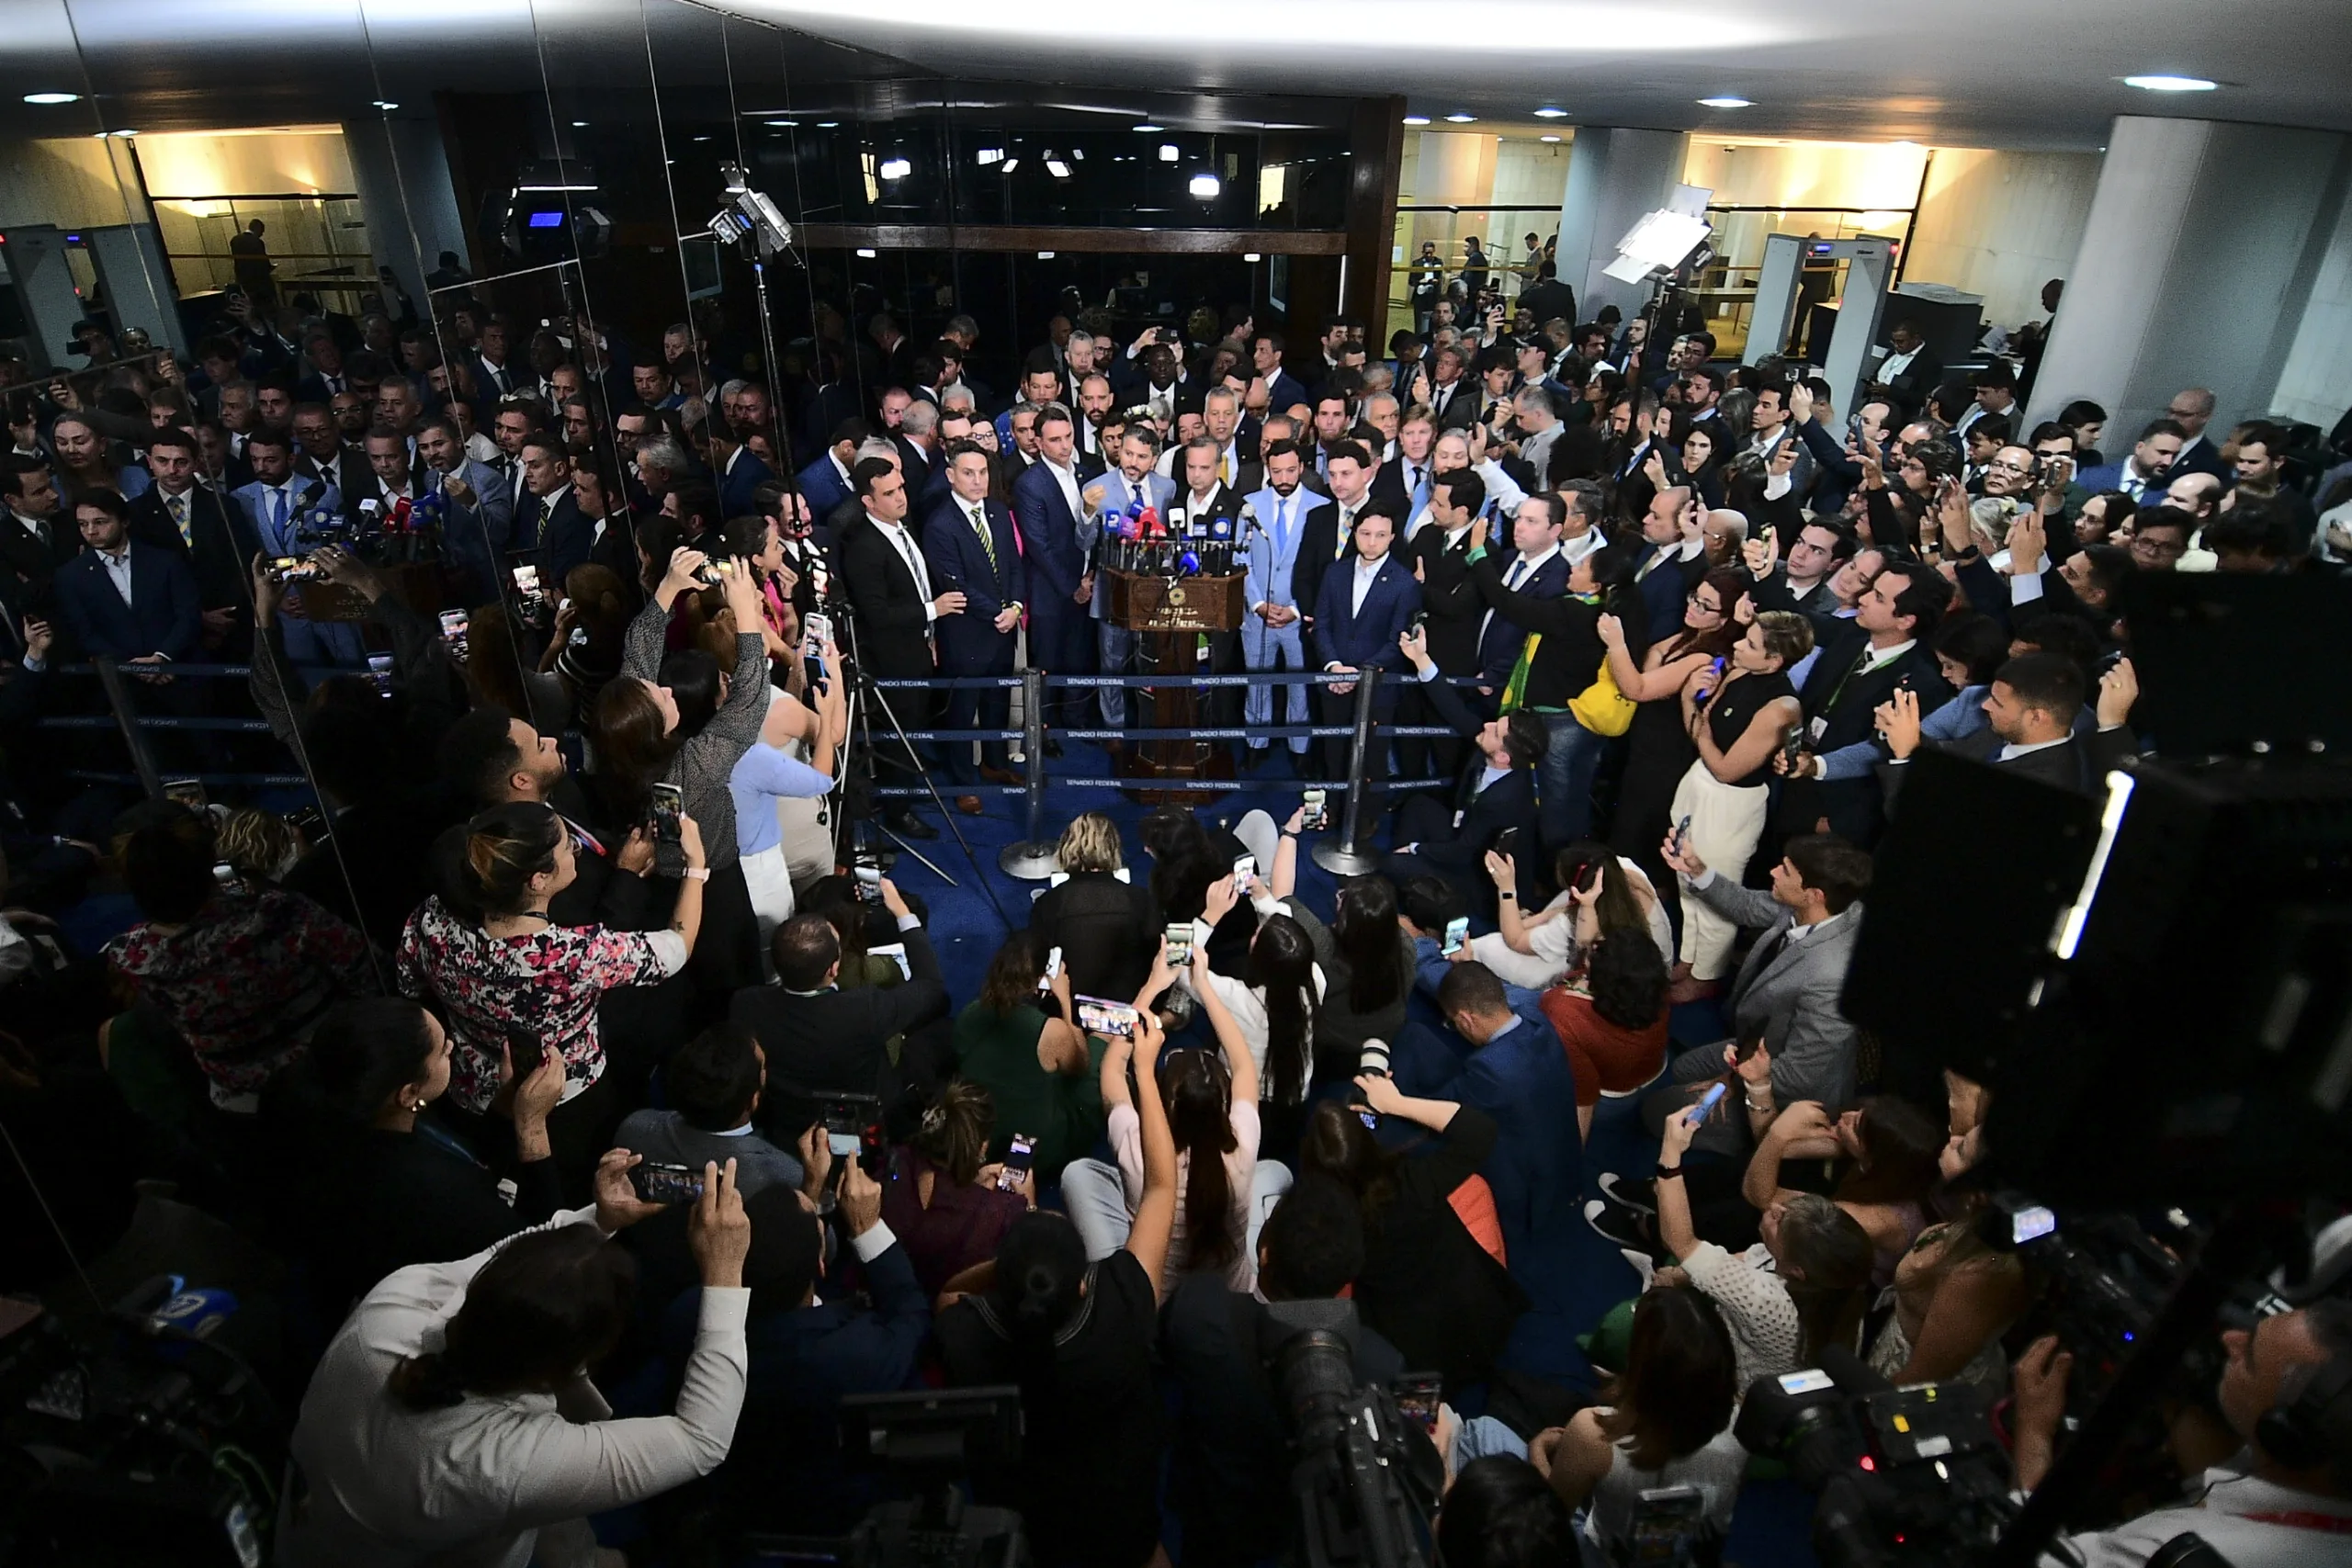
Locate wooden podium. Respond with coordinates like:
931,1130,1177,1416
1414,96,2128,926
1102,569,1247,803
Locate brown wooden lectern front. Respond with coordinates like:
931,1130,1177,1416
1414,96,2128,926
1102,569,1248,804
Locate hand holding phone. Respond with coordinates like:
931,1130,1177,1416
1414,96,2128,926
1442,916,1468,957
997,1133,1037,1192
1163,921,1193,968
628,1160,706,1204
1300,789,1329,832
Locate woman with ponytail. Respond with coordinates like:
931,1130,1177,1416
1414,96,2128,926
396,800,707,1194
279,1154,753,1568
1063,942,1292,1296
937,1010,1178,1568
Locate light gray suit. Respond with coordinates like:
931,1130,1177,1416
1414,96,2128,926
1646,877,1864,1151
610,1108,806,1197
1690,875,1862,1111
424,457,514,603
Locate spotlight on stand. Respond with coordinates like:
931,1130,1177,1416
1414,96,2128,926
708,162,795,259
1601,209,1713,285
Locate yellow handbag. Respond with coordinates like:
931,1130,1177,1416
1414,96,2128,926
1567,657,1637,737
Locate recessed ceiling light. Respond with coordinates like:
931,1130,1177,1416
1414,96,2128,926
1890,139,1919,148
1533,107,1567,118
107,128,137,138
1243,252,1261,263
855,247,876,258
1444,113,1476,123
1539,134,1562,143
23,92,81,106
1037,250,1055,259
1401,115,1430,126
1189,172,1221,198
373,100,399,110
573,119,591,127
1159,143,1179,162
1134,123,1162,132
816,120,839,129
765,118,795,129
1698,96,1753,108
2122,73,2217,92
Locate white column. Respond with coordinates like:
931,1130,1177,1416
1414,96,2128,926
342,112,469,310
2028,115,2352,434
1555,127,1690,323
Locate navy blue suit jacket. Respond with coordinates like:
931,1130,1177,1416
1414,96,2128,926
1267,368,1311,414
1433,1014,1581,1261
1476,551,1568,690
797,454,853,520
718,446,776,520
922,495,1023,673
53,545,201,662
1311,554,1421,680
1012,459,1087,607
1633,543,1705,645
517,491,594,585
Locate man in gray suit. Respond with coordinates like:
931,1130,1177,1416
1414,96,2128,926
416,415,514,606
1651,830,1875,1143
613,1020,808,1197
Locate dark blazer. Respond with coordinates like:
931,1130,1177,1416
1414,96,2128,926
1632,542,1709,642
921,494,1022,675
835,515,934,680
516,489,593,585
660,1242,931,1533
1311,552,1421,678
1473,548,1569,691
295,1122,563,1307
2163,435,2230,485
1426,378,1480,433
1519,277,1577,328
1340,1103,1527,1385
473,354,524,401
1781,639,1955,842
1398,670,1541,879
1874,346,1943,418
127,484,257,615
718,446,776,521
1430,1013,1581,1264
1011,459,1088,614
1029,869,1159,1008
733,921,950,1122
1878,723,2136,811
1293,496,1359,628
52,544,201,661
0,511,80,588
1265,368,1311,415
797,453,853,520
890,434,933,502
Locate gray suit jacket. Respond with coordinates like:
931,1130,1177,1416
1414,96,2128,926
610,1109,807,1197
1689,876,1861,1111
1875,725,2136,812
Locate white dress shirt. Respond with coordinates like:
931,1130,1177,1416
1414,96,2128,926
1045,457,1083,525
868,515,936,623
96,543,135,606
1349,554,1385,616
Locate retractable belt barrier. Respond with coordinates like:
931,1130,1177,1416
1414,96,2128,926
29,662,1473,878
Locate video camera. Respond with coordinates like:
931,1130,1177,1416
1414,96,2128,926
1737,1348,2016,1568
1275,1329,1443,1568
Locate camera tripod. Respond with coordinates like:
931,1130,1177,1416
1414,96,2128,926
826,597,1015,934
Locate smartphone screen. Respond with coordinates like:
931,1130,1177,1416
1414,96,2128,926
368,653,394,698
513,564,541,599
1442,916,1468,957
629,1161,704,1204
650,783,684,840
1674,814,1693,854
802,609,832,661
820,1093,883,1160
1076,995,1138,1037
164,777,209,811
1163,921,1193,967
854,863,883,902
998,1133,1036,1190
438,607,469,657
1301,789,1328,831
1038,944,1063,992
1232,853,1256,895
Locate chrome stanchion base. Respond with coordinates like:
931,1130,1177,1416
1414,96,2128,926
999,843,1061,880
1310,840,1382,877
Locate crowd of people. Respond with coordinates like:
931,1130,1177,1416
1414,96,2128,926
0,248,2348,1568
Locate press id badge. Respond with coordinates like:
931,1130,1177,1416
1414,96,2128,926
1452,808,1466,829
1809,715,1829,742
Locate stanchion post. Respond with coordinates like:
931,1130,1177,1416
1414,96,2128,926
999,669,1061,879
1312,668,1384,876
92,656,167,801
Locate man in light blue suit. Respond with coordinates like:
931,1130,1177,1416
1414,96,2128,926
416,416,512,608
1086,426,1178,732
232,427,364,666
1241,437,1329,763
